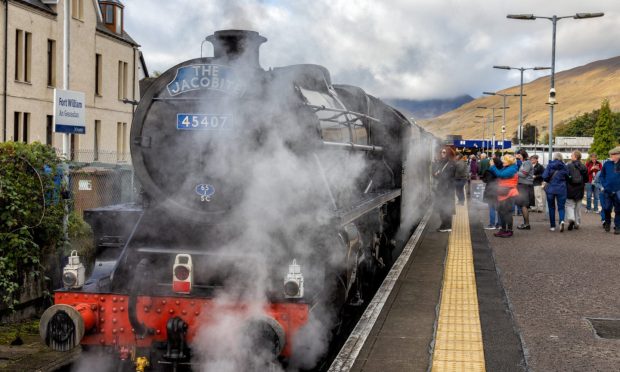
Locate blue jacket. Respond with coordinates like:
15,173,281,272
489,163,518,179
599,160,620,193
542,159,568,195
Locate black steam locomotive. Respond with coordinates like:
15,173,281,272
40,30,438,371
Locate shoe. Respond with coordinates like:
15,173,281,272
574,224,579,230
438,228,452,233
495,224,501,229
499,230,513,238
484,225,496,230
517,224,531,230
614,229,620,235
568,221,574,231
550,227,556,231
493,230,506,237
560,221,565,232
604,223,611,232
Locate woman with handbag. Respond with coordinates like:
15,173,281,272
542,152,569,232
489,154,519,238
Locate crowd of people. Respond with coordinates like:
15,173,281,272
432,145,620,237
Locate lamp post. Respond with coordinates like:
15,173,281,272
477,106,504,155
507,12,604,161
492,65,550,146
475,115,486,153
483,91,520,143
501,125,506,154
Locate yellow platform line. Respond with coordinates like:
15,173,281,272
431,202,486,372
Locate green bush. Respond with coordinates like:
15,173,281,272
0,142,65,310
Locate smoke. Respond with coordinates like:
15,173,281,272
172,50,369,371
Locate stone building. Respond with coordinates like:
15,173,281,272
0,0,147,163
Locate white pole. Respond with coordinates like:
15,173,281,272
62,0,70,158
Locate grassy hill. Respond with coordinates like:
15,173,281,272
420,56,620,140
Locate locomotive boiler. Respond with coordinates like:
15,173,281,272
40,30,437,371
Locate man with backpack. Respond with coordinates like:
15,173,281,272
565,150,588,230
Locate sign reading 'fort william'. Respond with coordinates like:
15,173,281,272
54,89,86,134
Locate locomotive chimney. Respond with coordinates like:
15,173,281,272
206,30,267,69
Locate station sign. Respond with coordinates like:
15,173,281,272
453,140,511,149
54,89,86,134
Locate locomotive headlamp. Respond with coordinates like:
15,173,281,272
172,254,193,294
62,250,85,289
284,259,304,299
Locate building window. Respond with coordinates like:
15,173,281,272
94,120,101,161
72,0,84,20
95,54,103,96
105,5,114,24
13,112,30,142
13,112,20,141
46,115,54,146
23,113,30,143
47,39,56,87
15,30,32,82
118,61,128,100
70,134,79,161
117,122,127,161
115,6,123,34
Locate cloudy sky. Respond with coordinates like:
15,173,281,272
124,0,620,100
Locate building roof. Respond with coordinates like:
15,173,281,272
13,0,56,15
96,22,139,47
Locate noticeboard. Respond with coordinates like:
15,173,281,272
54,89,86,134
470,180,486,202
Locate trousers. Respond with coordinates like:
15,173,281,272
533,185,545,212
565,198,582,225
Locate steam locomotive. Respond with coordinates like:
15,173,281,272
40,30,438,371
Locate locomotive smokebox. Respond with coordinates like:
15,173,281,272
206,30,267,69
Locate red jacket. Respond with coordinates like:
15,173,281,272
586,160,602,183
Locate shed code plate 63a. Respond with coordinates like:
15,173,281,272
176,113,231,130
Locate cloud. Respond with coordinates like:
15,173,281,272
125,0,620,99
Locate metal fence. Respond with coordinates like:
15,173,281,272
55,149,140,216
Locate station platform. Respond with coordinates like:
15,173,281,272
330,200,620,372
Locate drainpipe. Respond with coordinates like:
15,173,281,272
3,0,8,142
62,0,70,157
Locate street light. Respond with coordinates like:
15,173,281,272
507,12,604,160
493,65,550,146
475,115,486,153
477,106,504,154
483,91,519,151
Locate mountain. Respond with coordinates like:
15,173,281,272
419,56,620,140
385,95,474,120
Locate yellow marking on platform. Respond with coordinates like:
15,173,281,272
432,202,486,372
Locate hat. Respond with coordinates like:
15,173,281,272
609,146,620,155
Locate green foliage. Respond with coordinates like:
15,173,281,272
554,106,620,142
511,123,539,144
0,142,65,310
590,99,619,158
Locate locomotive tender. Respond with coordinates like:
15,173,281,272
40,30,437,370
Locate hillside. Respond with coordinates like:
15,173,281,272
420,56,620,140
386,95,474,120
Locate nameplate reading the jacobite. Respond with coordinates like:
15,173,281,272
166,64,245,97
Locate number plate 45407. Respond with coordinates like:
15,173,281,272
176,113,231,130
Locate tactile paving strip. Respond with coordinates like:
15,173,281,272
431,202,486,371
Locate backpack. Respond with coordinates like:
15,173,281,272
567,163,583,185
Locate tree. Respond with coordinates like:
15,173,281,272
590,99,618,158
512,123,538,144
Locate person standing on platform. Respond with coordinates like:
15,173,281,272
433,147,457,233
598,146,620,234
454,154,469,205
542,152,569,232
482,157,503,229
478,153,490,177
515,150,534,230
585,153,602,213
565,150,588,230
490,154,519,238
530,155,545,213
